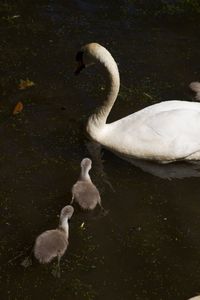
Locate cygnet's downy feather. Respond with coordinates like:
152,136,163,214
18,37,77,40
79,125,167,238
71,158,102,210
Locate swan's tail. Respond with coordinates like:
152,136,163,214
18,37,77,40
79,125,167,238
189,81,200,101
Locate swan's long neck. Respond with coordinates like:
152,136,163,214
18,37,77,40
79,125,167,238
87,49,120,134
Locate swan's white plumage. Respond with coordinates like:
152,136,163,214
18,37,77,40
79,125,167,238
78,43,200,163
103,101,200,161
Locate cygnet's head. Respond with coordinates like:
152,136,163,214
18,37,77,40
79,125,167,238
75,43,111,75
81,158,92,172
189,82,200,93
60,205,74,222
189,82,200,101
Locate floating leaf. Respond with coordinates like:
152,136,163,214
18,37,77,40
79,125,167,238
13,101,23,115
18,79,35,90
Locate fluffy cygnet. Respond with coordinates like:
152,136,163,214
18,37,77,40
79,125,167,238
71,158,103,210
34,205,74,276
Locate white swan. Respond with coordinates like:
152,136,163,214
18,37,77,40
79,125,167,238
75,43,200,163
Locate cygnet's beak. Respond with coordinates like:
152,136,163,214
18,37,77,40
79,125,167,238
74,61,85,75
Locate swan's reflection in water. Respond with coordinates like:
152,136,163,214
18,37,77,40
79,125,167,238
85,141,115,190
123,157,200,179
86,141,200,180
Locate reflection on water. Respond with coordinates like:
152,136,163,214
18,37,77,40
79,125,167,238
87,140,200,180
1,0,200,300
124,158,200,180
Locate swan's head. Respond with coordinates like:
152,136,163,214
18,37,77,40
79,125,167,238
60,205,74,221
75,43,110,75
81,157,92,171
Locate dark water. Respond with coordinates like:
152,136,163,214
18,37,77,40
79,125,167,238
1,1,200,299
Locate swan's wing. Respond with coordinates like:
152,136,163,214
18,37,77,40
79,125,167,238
104,101,200,161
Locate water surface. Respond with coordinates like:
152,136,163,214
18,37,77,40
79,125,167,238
1,1,200,299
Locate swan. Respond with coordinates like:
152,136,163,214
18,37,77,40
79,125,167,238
188,296,200,300
34,205,74,277
71,158,104,211
75,42,200,163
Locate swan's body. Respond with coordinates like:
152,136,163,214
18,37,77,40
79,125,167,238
99,100,200,162
75,43,200,163
34,206,74,265
71,158,102,210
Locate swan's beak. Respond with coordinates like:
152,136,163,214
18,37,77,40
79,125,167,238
74,62,85,75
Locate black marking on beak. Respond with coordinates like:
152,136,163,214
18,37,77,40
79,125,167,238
75,50,85,75
76,50,84,62
74,63,85,75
